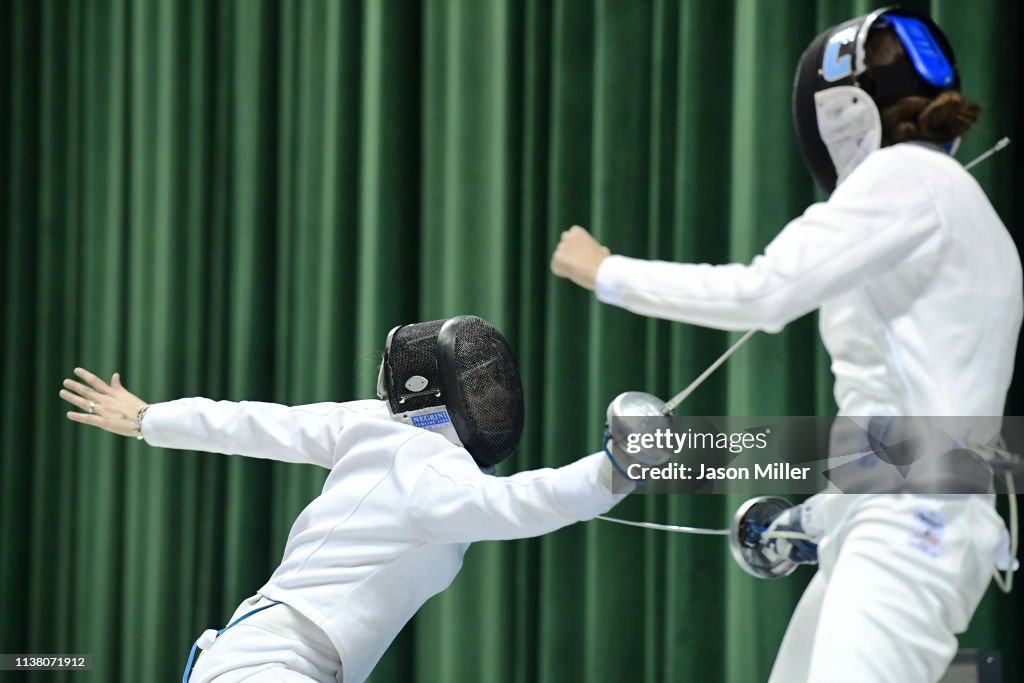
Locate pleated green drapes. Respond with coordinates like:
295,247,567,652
2,1,1021,681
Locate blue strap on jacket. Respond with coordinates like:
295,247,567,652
182,600,282,683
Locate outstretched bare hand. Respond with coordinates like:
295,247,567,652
60,367,149,438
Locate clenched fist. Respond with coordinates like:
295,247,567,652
550,225,611,291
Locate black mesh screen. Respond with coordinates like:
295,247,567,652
443,317,524,467
385,316,524,467
384,320,446,413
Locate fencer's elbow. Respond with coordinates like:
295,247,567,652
744,295,802,333
720,264,800,332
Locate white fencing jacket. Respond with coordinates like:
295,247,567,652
142,398,625,683
595,143,1022,417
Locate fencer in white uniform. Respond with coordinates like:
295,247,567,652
61,316,629,683
551,8,1021,683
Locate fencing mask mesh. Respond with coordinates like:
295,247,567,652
379,315,524,468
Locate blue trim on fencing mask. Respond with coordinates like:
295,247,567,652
885,14,955,88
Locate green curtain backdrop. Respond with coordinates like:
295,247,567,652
2,1,1021,681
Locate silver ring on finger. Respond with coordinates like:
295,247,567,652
88,401,96,414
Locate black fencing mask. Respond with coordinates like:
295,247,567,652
792,7,959,194
378,315,524,469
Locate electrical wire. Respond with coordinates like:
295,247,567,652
597,436,729,535
992,470,1017,594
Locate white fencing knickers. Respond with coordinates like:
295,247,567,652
768,494,1004,683
189,594,343,683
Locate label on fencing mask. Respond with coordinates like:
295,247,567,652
390,405,464,448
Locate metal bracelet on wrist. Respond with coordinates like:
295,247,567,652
134,405,150,441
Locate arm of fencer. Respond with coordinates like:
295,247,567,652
140,398,367,469
593,150,941,332
407,451,630,543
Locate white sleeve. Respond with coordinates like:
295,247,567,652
141,398,371,469
594,150,942,332
406,452,629,543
